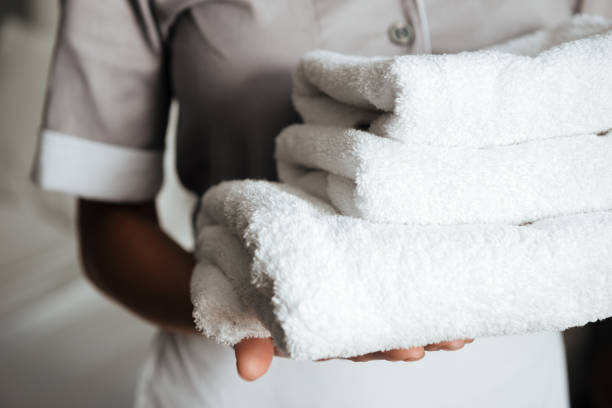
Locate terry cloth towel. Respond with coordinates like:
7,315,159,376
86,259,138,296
191,180,612,360
292,14,612,147
276,125,612,224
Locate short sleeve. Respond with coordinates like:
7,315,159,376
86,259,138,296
31,0,170,202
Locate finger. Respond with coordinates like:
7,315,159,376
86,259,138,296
437,340,466,351
347,350,391,362
349,347,425,362
424,343,442,351
350,351,387,362
425,339,472,351
425,341,458,351
234,337,275,381
381,347,425,361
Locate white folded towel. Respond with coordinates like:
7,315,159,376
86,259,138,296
293,15,612,147
191,15,612,359
192,180,612,360
276,125,612,224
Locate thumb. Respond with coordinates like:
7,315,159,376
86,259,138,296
234,337,275,381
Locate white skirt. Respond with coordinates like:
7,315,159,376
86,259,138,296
134,331,568,408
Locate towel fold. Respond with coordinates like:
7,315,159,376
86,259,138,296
191,261,270,346
192,180,612,360
276,124,612,224
293,15,612,147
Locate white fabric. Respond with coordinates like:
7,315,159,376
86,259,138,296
191,261,270,345
138,4,605,407
292,15,612,147
32,130,164,202
190,14,612,364
192,180,612,360
276,125,612,224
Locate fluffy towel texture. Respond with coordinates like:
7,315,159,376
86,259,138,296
276,125,612,224
192,180,612,360
293,15,612,146
191,262,270,345
191,15,612,359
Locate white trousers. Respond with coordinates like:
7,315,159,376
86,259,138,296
135,331,568,408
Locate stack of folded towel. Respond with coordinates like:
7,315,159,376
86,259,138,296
191,15,612,360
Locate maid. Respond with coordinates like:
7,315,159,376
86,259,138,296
33,0,606,406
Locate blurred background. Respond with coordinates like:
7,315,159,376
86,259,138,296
0,1,195,407
0,1,610,407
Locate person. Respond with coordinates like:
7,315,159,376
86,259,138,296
33,0,607,406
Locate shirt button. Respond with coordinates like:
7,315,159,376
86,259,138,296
387,21,415,46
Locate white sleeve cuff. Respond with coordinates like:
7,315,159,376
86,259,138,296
31,129,164,202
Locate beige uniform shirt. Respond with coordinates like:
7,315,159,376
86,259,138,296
33,0,586,200
31,1,611,407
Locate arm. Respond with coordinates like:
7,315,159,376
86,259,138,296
78,198,472,381
77,198,281,379
42,0,472,384
77,199,196,334
37,0,289,384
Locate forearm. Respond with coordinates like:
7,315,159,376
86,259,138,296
77,199,196,334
